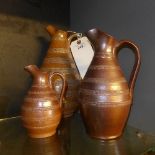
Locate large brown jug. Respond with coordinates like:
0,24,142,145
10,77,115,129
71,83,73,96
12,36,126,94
41,25,81,117
21,65,66,138
79,28,141,140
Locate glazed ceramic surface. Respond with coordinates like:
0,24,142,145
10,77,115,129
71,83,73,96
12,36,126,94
21,65,66,138
79,28,141,140
41,25,81,117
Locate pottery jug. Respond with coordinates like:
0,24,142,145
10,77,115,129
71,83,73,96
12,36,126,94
79,28,141,140
41,25,81,117
21,65,66,138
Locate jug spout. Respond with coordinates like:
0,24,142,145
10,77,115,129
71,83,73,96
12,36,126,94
46,25,57,36
86,28,116,53
24,65,40,78
46,25,68,48
86,28,101,43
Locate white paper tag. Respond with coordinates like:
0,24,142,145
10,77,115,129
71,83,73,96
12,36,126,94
70,36,94,79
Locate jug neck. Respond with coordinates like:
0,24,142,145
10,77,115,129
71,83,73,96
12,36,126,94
86,28,117,55
24,65,49,86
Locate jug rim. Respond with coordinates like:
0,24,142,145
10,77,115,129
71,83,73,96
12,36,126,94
86,28,115,39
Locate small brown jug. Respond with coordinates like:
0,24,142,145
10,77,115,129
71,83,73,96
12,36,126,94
41,25,81,117
21,65,66,138
79,28,141,140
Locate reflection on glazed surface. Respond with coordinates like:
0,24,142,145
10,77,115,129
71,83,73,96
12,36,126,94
23,135,63,155
0,115,155,155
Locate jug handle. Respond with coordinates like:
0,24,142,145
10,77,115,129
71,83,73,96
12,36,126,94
114,40,141,96
49,72,67,108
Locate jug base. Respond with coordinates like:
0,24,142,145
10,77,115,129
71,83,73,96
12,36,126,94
87,132,122,141
63,112,74,118
28,131,56,138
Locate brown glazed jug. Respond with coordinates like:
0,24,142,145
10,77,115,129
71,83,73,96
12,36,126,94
21,65,66,138
41,25,81,118
79,28,141,140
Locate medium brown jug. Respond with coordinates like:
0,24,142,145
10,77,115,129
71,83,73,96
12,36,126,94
79,28,141,140
21,65,66,138
41,25,81,117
